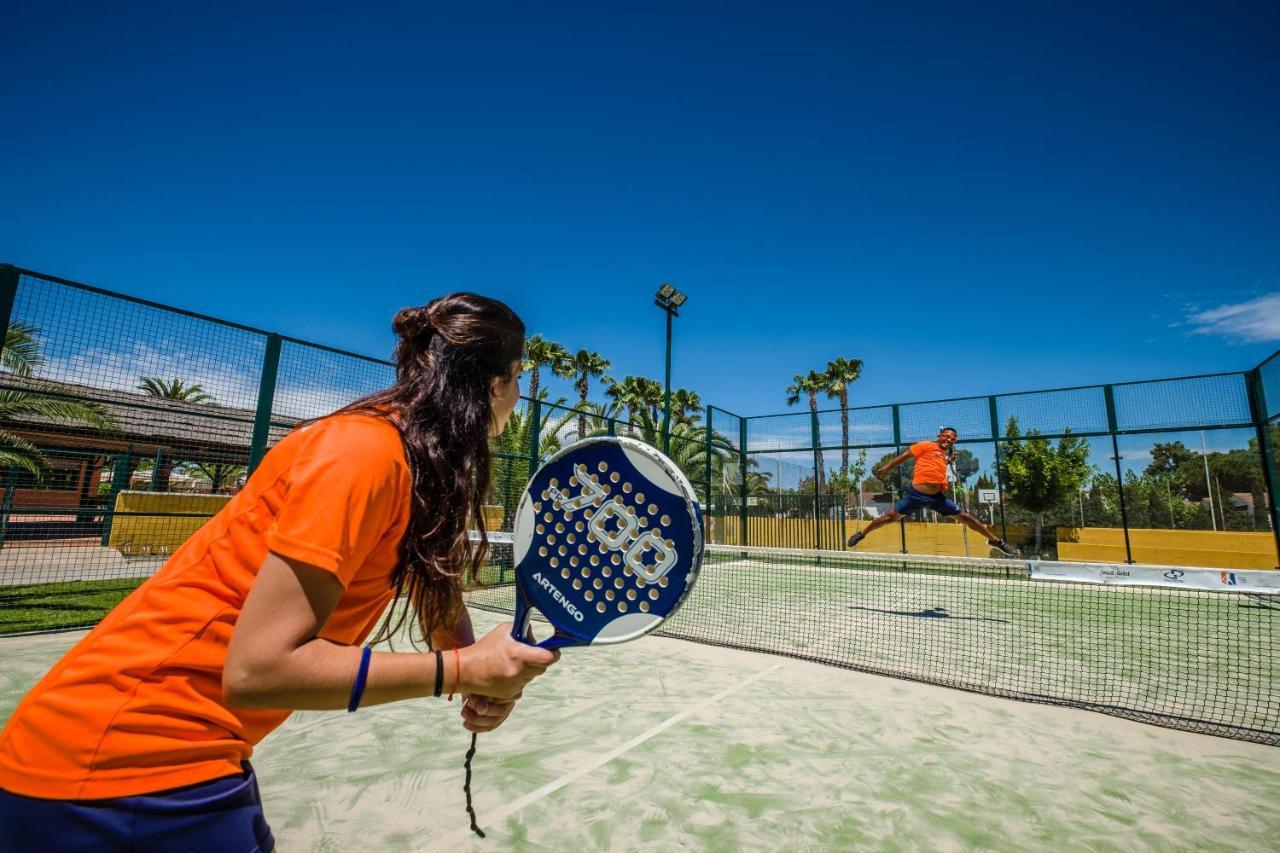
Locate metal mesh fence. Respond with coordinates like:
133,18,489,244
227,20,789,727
1,264,1278,746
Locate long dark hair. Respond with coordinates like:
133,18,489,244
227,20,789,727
332,293,524,645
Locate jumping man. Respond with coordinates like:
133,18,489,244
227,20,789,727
846,427,1019,557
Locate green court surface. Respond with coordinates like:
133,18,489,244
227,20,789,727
3,609,1278,851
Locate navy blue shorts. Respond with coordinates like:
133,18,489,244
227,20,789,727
0,762,274,852
895,486,961,517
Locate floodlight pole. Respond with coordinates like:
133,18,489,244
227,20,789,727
659,302,675,455
655,283,685,457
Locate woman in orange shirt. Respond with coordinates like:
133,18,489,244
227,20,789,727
0,293,559,851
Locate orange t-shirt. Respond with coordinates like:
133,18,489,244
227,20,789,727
0,413,411,800
910,440,950,487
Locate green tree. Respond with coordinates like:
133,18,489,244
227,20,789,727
178,461,248,494
873,449,913,491
136,377,217,489
605,375,663,424
997,418,1092,555
566,349,611,441
522,335,573,402
821,357,863,475
670,388,703,428
1145,441,1194,477
786,371,828,491
0,323,116,477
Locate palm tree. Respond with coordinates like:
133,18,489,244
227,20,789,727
0,323,116,477
2,321,43,377
522,335,573,402
586,407,735,501
137,377,215,404
822,357,863,476
136,378,216,489
605,375,662,425
745,469,773,496
786,371,828,491
566,349,611,441
671,388,703,428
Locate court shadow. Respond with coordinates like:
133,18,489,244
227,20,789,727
848,604,1011,625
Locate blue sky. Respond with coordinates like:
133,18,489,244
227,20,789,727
3,2,1278,420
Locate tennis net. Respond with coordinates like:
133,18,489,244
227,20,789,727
466,535,1280,745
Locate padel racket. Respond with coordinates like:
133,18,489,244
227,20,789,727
507,435,704,648
462,437,704,835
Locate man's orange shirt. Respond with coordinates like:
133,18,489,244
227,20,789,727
910,440,950,487
0,414,411,800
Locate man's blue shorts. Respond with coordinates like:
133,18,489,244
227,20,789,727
895,486,961,517
0,762,274,852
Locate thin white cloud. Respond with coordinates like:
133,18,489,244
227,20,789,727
1185,292,1280,343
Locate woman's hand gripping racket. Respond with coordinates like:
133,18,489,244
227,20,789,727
462,436,704,836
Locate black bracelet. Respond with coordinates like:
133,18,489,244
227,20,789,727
433,650,444,698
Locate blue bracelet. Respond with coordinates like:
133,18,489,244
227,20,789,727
347,646,372,713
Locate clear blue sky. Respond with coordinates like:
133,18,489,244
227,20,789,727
4,2,1278,418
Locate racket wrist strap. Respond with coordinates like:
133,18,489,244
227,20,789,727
433,650,444,698
346,646,373,713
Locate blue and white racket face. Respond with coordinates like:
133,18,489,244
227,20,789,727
510,437,703,649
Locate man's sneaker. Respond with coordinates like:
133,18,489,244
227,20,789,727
846,531,866,549
988,538,1019,557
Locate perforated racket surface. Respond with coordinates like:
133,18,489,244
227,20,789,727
507,436,704,650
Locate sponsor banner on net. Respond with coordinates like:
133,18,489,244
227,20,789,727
1030,562,1280,593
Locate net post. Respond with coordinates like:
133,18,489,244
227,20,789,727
1246,369,1280,566
988,396,1009,542
248,333,282,474
1103,385,1134,564
892,404,906,553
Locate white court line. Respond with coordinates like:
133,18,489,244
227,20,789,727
438,661,784,845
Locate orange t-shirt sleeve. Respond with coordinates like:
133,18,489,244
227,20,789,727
265,420,407,587
910,441,931,458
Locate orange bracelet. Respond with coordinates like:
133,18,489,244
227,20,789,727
449,648,461,701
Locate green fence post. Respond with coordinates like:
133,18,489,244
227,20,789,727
248,334,282,474
1246,369,1280,566
0,268,21,551
988,396,1009,542
0,468,18,549
0,265,19,355
739,417,749,547
703,407,714,520
892,404,906,554
1103,385,1134,564
528,397,542,467
811,408,822,550
150,448,164,492
100,447,134,546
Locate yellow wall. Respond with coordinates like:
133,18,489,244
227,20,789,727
711,517,1031,558
708,516,1279,569
108,491,231,556
1057,527,1278,570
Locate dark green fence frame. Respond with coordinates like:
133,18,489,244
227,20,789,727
1,263,1278,568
